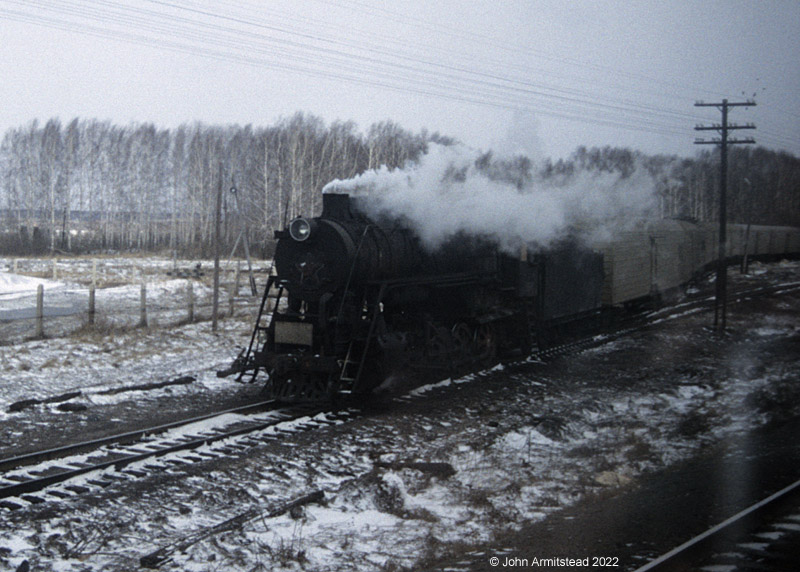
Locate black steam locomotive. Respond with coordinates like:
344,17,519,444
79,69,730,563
219,192,604,401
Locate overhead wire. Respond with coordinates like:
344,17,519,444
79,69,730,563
0,0,794,153
317,0,728,104
143,0,702,126
0,0,695,129
214,0,799,152
312,0,798,150
1,0,695,137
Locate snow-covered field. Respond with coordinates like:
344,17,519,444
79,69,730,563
0,259,798,571
0,256,265,343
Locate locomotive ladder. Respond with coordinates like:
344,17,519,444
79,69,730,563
338,282,387,393
237,274,281,382
526,297,544,350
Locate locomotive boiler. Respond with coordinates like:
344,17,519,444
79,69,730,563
219,192,605,402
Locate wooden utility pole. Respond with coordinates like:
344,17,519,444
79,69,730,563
741,178,754,274
228,184,258,296
694,99,756,331
212,163,223,332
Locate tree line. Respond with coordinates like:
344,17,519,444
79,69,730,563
1,114,798,256
0,114,429,256
541,145,800,227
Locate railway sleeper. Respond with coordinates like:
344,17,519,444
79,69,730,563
121,447,161,455
85,478,114,488
63,484,91,494
151,440,184,448
66,461,95,469
163,459,193,467
28,466,73,478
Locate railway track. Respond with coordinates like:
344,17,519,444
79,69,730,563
634,478,800,571
0,399,277,473
528,280,800,363
0,400,355,510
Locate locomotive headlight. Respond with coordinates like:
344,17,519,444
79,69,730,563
289,218,314,242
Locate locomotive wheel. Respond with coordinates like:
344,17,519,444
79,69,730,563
451,323,473,362
426,326,454,362
265,373,330,402
473,323,497,363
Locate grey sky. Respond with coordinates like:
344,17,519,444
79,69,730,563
1,0,798,160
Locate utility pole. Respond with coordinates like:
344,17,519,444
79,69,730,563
212,162,223,332
695,99,756,331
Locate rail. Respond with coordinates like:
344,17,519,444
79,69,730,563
633,477,800,571
0,401,348,509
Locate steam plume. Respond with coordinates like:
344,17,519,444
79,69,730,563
323,144,657,253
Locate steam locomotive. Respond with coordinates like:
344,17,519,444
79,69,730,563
218,192,605,401
219,191,800,402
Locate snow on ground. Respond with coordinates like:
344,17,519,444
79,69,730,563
0,271,66,299
0,256,269,343
0,315,257,423
0,260,797,571
0,260,255,411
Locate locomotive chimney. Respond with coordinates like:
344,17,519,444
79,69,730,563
322,193,353,220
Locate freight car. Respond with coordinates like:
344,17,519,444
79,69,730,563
595,221,800,306
219,192,800,402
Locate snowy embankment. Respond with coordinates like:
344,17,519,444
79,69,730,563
1,257,251,343
0,318,250,418
0,272,64,299
0,258,260,416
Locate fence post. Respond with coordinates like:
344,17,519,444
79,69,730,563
89,283,96,326
13,259,18,274
187,281,194,323
228,284,235,317
35,284,44,338
139,281,147,328
92,259,97,286
52,258,58,280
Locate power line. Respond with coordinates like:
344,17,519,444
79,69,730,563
317,0,716,101
1,0,796,154
143,0,704,126
1,0,699,136
0,0,694,132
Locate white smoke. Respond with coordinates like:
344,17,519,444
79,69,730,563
323,144,657,253
492,109,545,164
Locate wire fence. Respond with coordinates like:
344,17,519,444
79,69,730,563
0,257,270,344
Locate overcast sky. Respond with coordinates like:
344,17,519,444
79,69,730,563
1,0,798,160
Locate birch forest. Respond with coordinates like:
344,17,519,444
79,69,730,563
1,113,798,255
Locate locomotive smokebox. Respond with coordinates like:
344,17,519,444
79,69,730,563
274,193,423,303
